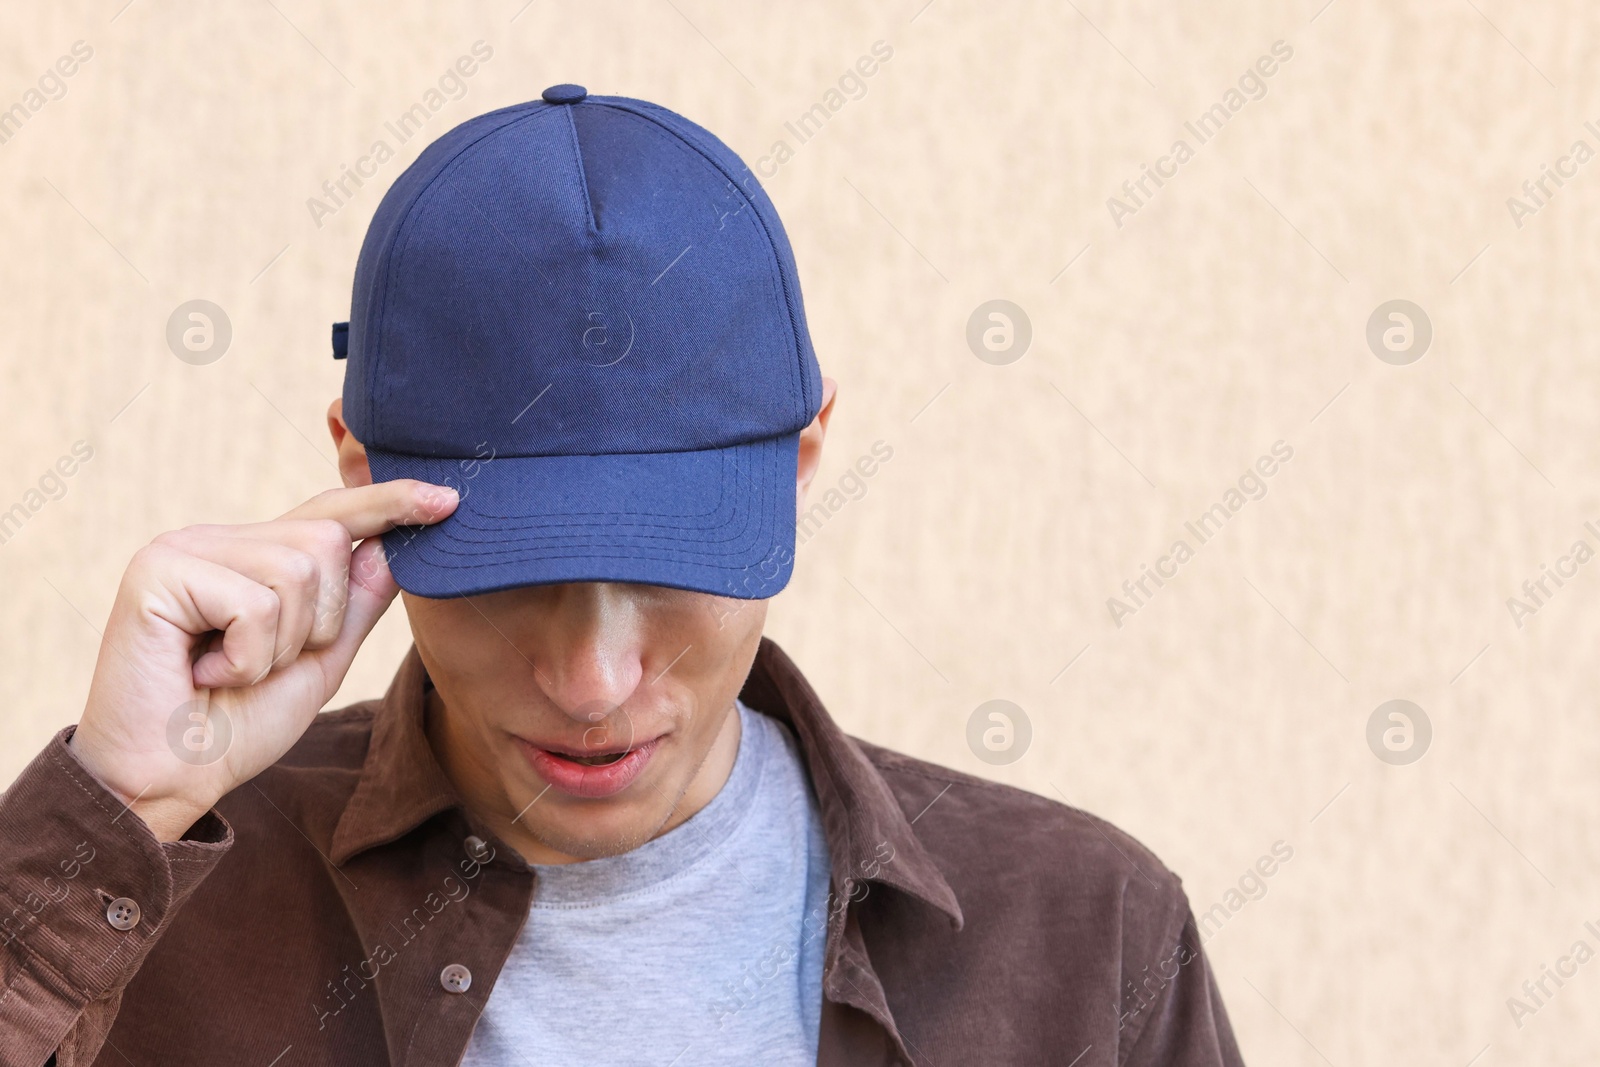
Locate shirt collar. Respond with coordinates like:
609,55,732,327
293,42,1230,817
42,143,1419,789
329,637,963,929
735,638,963,929
329,647,459,865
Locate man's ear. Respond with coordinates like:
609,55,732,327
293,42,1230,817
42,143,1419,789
327,398,373,488
795,377,837,513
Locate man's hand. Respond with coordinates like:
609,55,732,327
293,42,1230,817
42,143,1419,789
68,481,458,842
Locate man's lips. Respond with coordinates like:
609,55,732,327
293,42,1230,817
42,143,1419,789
514,735,661,799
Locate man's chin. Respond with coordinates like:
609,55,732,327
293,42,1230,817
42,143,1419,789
515,795,677,864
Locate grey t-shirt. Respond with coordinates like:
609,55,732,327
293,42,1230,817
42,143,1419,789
460,700,833,1067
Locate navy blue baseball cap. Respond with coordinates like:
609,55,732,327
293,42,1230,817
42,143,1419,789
337,84,823,600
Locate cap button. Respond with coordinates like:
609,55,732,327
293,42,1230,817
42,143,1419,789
541,83,587,105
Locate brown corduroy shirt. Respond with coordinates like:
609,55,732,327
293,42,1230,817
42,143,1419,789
0,637,1243,1067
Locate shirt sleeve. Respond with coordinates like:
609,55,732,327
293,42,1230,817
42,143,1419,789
1118,896,1246,1067
0,727,233,1067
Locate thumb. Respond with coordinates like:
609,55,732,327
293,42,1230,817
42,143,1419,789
310,536,400,690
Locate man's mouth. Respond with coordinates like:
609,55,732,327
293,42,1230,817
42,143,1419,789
514,735,662,798
562,751,628,767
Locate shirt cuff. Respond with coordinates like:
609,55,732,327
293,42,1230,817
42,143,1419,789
0,726,233,1065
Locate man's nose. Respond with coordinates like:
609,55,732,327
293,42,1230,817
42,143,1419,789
534,584,644,726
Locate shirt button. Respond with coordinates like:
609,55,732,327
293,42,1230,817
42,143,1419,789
439,963,472,994
464,835,492,863
105,897,141,931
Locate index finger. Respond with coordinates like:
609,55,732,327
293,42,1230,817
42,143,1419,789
277,480,459,541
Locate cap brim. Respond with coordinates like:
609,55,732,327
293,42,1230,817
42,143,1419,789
365,434,798,600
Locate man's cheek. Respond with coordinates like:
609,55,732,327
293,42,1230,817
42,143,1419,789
702,591,767,639
705,595,744,631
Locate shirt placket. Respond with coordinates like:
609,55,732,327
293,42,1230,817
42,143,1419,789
339,820,533,1066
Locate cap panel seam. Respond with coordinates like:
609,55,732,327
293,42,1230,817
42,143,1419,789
619,100,810,428
629,98,817,426
600,108,783,394
589,100,810,431
367,103,560,444
563,106,599,235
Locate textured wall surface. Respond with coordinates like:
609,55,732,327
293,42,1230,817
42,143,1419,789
3,1,1598,1062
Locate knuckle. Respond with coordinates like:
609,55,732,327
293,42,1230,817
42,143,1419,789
280,549,320,590
126,542,176,582
237,589,281,628
308,518,351,556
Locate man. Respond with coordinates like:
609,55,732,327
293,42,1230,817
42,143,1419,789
0,85,1242,1066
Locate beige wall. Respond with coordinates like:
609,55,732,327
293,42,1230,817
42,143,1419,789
4,0,1598,1061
